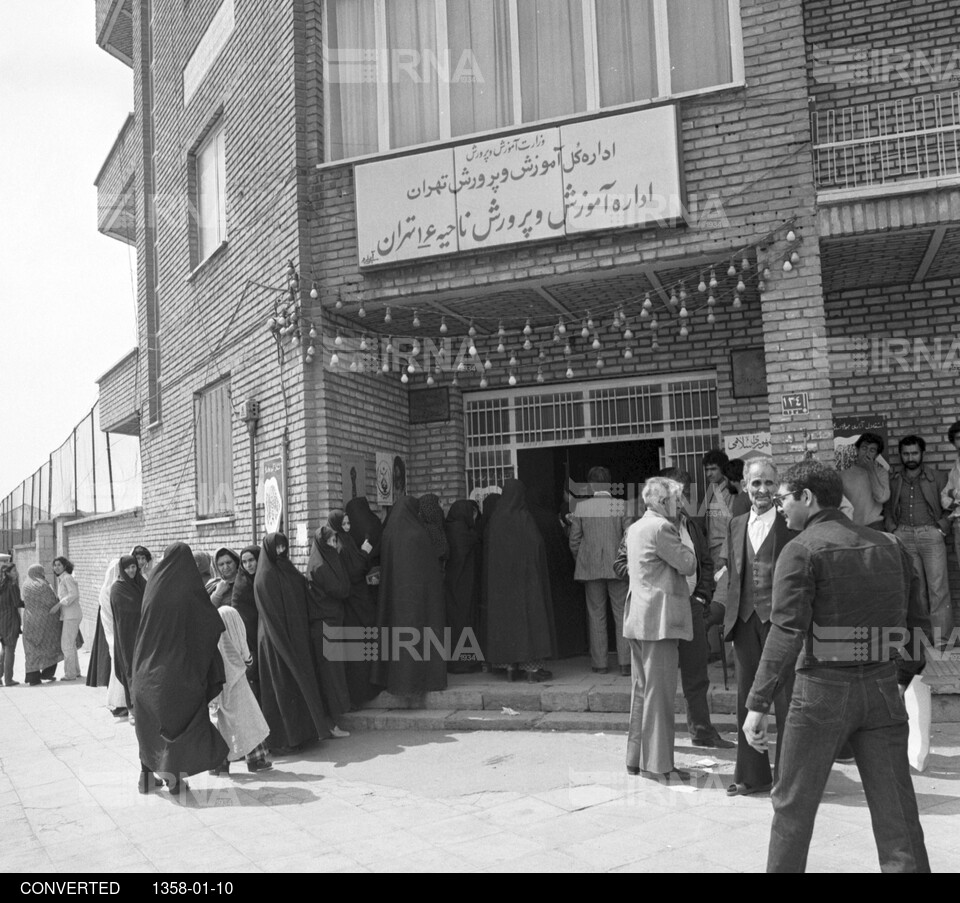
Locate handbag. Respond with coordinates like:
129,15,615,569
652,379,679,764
75,627,84,650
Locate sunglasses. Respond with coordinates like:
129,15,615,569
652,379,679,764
772,491,800,507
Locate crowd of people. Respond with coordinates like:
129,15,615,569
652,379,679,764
0,420,957,872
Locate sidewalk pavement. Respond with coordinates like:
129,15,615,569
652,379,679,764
1,649,958,873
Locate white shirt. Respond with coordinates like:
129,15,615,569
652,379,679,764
748,507,777,553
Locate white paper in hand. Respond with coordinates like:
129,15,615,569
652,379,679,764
904,677,931,773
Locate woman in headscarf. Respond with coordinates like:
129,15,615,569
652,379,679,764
622,477,697,783
131,542,228,795
91,559,129,715
209,547,240,606
85,560,115,690
527,484,588,659
254,532,331,753
328,509,378,707
373,496,447,696
0,563,24,687
418,494,449,573
132,546,154,581
111,555,146,716
484,479,557,683
444,500,482,674
209,603,272,775
193,550,215,590
344,497,383,566
478,490,502,669
51,557,82,681
231,545,261,701
307,523,353,735
20,565,62,685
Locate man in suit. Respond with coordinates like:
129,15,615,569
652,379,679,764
569,466,632,675
883,435,953,643
719,458,796,796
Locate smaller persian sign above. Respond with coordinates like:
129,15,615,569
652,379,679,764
183,0,236,107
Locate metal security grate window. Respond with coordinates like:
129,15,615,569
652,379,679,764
464,373,719,497
195,378,234,519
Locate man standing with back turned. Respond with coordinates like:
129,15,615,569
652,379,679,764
744,460,930,873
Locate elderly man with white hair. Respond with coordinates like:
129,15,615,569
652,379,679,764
622,476,698,784
718,457,797,797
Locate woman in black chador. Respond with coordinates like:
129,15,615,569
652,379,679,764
111,554,146,712
373,496,447,696
484,479,557,683
444,500,482,673
231,545,261,701
131,543,228,795
527,484,587,658
254,533,331,753
330,507,379,707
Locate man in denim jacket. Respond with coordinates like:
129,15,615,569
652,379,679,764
744,460,930,873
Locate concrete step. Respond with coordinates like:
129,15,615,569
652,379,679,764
343,654,960,732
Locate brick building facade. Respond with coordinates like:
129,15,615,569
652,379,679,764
87,0,960,625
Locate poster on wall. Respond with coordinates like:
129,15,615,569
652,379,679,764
834,416,889,471
724,433,772,461
261,454,285,534
341,455,367,507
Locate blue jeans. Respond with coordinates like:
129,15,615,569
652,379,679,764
768,663,929,873
896,525,953,643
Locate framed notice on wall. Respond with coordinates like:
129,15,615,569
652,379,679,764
730,348,768,399
409,388,450,425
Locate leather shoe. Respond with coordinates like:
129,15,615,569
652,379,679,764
726,781,772,797
626,766,640,776
527,669,552,683
643,768,694,784
692,736,736,750
591,667,609,674
619,665,631,677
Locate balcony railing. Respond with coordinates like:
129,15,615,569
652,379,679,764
812,90,960,193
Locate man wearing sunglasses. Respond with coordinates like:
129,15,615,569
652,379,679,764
719,458,796,798
743,460,929,872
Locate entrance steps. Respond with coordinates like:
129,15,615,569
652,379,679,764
339,653,960,733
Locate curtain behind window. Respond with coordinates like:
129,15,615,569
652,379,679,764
668,0,733,93
386,0,441,148
447,0,514,137
517,0,587,123
325,0,379,160
596,0,657,106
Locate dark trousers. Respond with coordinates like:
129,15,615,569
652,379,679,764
768,664,929,873
678,600,720,742
733,612,794,788
25,664,57,685
1,641,16,684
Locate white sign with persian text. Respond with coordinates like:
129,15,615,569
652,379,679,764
355,106,683,268
182,0,236,107
724,433,773,461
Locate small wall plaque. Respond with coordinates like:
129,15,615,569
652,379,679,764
409,388,450,425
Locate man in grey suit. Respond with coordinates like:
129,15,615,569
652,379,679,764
719,458,796,796
569,466,632,675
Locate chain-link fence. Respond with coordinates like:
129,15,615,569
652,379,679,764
0,403,141,552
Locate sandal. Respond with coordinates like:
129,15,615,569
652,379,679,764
726,781,772,797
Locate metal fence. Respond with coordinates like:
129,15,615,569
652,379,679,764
0,403,142,552
812,90,960,192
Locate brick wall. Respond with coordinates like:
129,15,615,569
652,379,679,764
310,0,832,464
826,274,960,613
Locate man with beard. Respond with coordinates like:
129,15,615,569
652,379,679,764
883,435,952,644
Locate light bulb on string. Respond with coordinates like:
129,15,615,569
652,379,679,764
742,257,751,271
624,346,634,360
558,318,567,336
401,373,409,385
497,341,506,355
644,294,654,312
727,262,737,278
649,317,659,332
737,278,747,294
484,357,493,371
358,302,366,319
469,341,479,358
758,280,767,293
783,259,794,273
733,294,743,309
709,270,718,291
498,321,506,340
523,338,533,352
381,361,390,374
452,373,460,388
440,317,448,335
707,313,716,325
412,339,421,356
587,312,595,331
787,230,797,243
309,326,318,340
790,251,801,266
349,360,357,373
707,294,717,308
698,277,708,294
581,321,590,340
624,327,634,340
613,309,622,330
334,330,344,348
310,283,319,300
330,352,340,368
553,328,561,344
536,367,545,385
384,307,392,325
407,360,416,375
679,306,689,320
652,340,661,352
523,319,533,337
479,375,489,389
468,320,477,338
592,335,602,351
564,340,573,357
386,337,394,355
538,347,546,363
335,293,343,311
426,372,436,388
509,354,519,368
566,367,575,380
679,285,688,304
413,310,421,329
596,354,604,370
509,372,518,387
457,360,467,374
763,268,772,280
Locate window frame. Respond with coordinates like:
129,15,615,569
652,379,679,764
194,376,234,520
321,0,744,165
190,115,228,268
